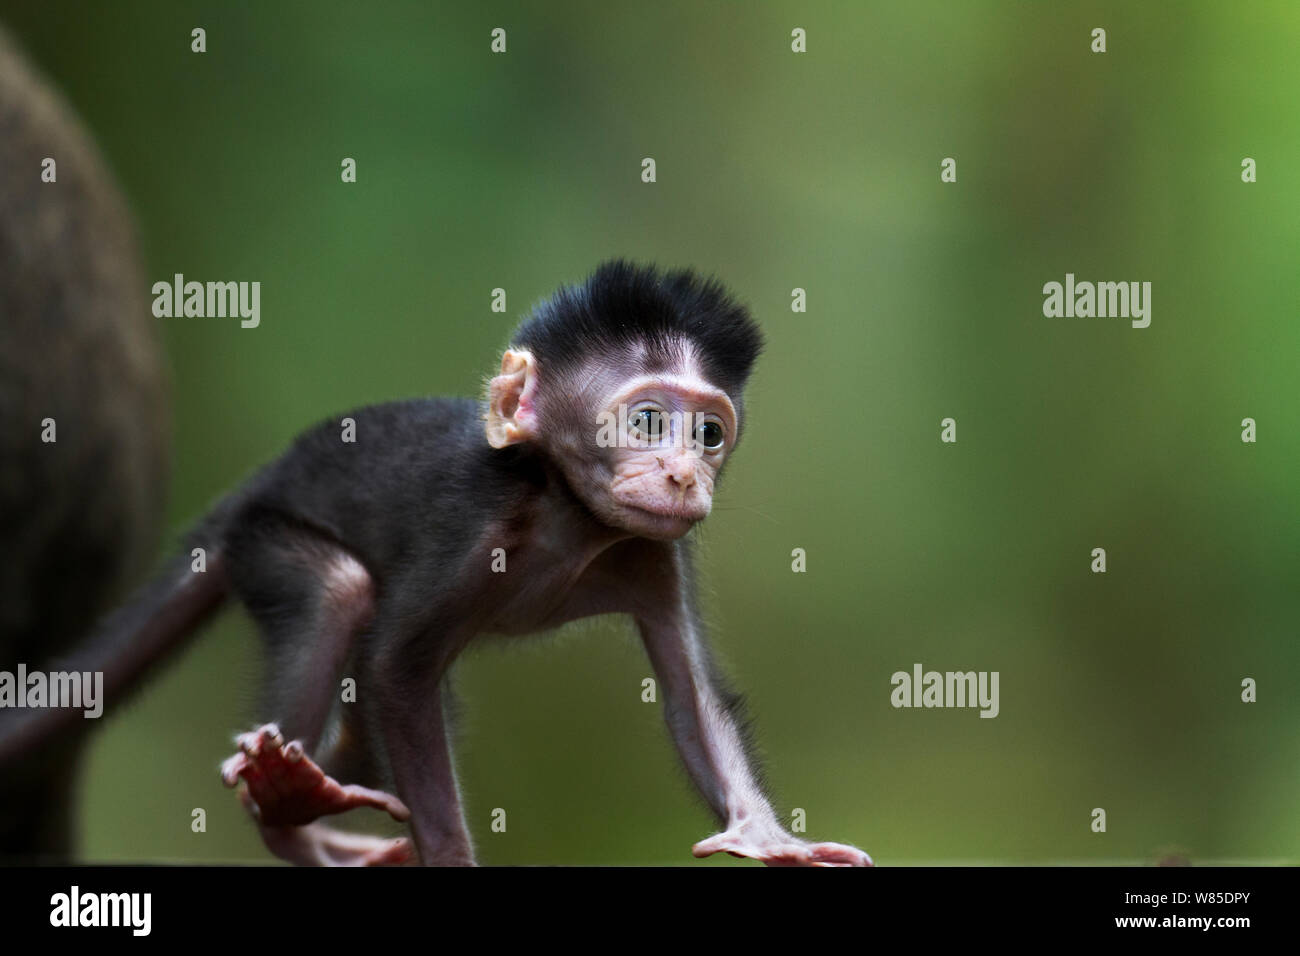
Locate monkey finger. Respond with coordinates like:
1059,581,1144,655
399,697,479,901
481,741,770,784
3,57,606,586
367,838,415,867
760,844,819,867
804,842,873,867
690,833,738,857
235,723,284,759
220,751,249,787
692,832,785,862
339,783,412,822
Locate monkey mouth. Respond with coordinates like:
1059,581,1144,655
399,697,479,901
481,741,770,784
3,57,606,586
623,502,709,523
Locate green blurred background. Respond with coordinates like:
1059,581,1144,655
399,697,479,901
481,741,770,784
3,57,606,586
3,0,1296,864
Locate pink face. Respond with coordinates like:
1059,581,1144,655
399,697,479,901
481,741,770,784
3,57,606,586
597,374,737,539
485,348,743,541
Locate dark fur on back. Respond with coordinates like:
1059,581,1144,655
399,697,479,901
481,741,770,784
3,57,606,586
511,260,763,397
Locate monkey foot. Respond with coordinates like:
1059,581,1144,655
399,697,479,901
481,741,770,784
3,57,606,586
692,824,873,868
220,723,410,827
246,804,413,867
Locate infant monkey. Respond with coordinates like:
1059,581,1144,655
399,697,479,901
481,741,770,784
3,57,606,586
5,261,871,867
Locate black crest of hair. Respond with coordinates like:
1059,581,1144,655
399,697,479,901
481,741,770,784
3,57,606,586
511,260,763,396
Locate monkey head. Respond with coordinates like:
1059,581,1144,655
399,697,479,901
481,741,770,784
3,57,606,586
484,261,762,540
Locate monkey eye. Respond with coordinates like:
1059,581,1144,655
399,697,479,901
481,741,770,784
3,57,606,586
629,408,667,444
694,420,725,449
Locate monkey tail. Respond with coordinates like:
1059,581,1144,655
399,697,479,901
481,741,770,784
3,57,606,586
0,537,231,769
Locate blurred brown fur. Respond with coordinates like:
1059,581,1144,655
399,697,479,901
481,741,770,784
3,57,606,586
0,26,168,859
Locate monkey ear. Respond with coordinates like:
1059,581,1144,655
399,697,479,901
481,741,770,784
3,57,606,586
485,349,539,448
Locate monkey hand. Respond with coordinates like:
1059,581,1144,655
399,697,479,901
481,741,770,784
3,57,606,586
692,820,872,867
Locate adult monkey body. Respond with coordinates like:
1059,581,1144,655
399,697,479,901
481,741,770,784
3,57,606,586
1,261,870,867
0,29,169,858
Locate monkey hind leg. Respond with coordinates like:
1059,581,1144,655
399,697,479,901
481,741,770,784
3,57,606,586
225,514,374,753
221,723,412,866
223,519,405,864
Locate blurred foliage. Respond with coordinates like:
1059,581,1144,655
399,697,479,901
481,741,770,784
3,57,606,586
2,0,1297,864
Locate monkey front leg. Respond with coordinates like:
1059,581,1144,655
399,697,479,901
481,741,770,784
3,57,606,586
637,613,872,867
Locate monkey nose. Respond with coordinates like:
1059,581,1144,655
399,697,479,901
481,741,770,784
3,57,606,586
665,460,696,490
